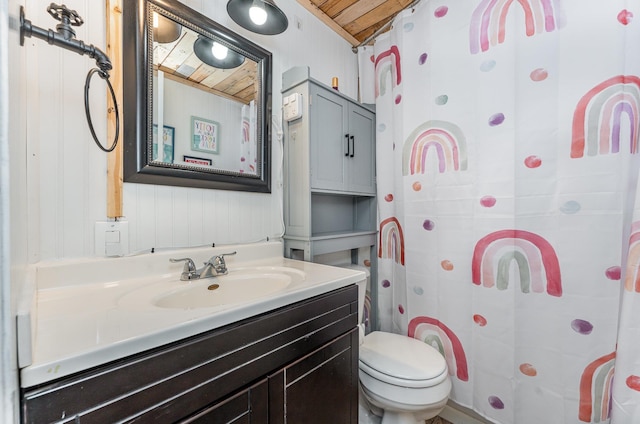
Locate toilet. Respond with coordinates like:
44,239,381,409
347,265,452,424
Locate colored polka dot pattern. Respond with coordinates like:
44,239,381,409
480,60,496,72
412,182,422,191
488,396,505,409
560,201,581,214
489,113,505,126
435,94,448,105
606,266,621,280
434,6,448,18
441,260,454,270
473,314,487,326
524,156,542,168
571,319,594,335
627,375,640,391
530,68,548,81
480,196,497,207
618,9,634,25
519,363,538,377
423,220,435,231
384,194,394,202
382,280,391,288
418,53,428,65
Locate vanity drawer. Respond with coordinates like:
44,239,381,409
21,285,358,424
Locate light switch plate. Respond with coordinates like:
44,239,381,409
283,93,303,121
95,220,129,257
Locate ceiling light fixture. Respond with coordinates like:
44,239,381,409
226,0,288,35
152,12,182,44
211,42,229,60
249,2,268,26
193,36,245,69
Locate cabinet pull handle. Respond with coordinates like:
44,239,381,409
350,135,355,158
345,134,350,156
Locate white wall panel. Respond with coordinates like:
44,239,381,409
12,0,358,262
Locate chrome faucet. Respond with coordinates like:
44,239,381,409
170,251,237,281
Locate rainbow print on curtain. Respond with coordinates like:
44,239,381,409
374,45,401,98
378,217,405,265
471,229,562,297
571,76,640,158
239,101,257,174
402,120,468,175
579,352,616,423
408,316,469,382
469,0,566,54
624,221,640,293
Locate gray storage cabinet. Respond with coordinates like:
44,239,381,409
282,67,376,261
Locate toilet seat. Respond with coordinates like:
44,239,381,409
359,331,448,388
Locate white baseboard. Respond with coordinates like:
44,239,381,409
439,402,493,424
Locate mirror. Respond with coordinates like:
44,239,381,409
123,0,272,192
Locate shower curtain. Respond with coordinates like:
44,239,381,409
239,100,257,175
358,1,640,423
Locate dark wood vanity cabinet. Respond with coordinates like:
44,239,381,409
21,285,359,424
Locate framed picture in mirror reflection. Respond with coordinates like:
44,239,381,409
183,155,213,166
191,116,220,154
152,124,175,163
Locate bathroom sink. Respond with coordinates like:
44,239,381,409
155,272,292,309
118,266,306,310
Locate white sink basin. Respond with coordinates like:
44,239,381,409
118,266,306,310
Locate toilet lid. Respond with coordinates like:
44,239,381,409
359,332,448,383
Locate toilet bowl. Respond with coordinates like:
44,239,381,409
359,331,452,424
341,264,452,424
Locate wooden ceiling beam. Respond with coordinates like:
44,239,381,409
295,0,360,46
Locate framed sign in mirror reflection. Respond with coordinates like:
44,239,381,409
191,116,220,155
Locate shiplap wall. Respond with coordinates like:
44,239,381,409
12,0,359,262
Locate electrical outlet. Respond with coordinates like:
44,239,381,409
95,220,130,257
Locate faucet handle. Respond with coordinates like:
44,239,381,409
208,251,237,274
170,257,198,280
218,251,237,260
212,251,237,264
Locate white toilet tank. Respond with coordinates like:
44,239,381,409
337,264,369,343
338,264,368,322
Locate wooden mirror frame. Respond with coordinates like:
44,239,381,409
122,0,272,192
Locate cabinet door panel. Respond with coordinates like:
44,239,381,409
270,331,357,424
347,105,375,194
310,87,347,191
180,379,267,424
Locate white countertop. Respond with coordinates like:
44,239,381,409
18,241,365,388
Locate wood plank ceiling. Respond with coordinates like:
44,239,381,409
153,24,258,105
296,0,415,46
154,1,413,104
